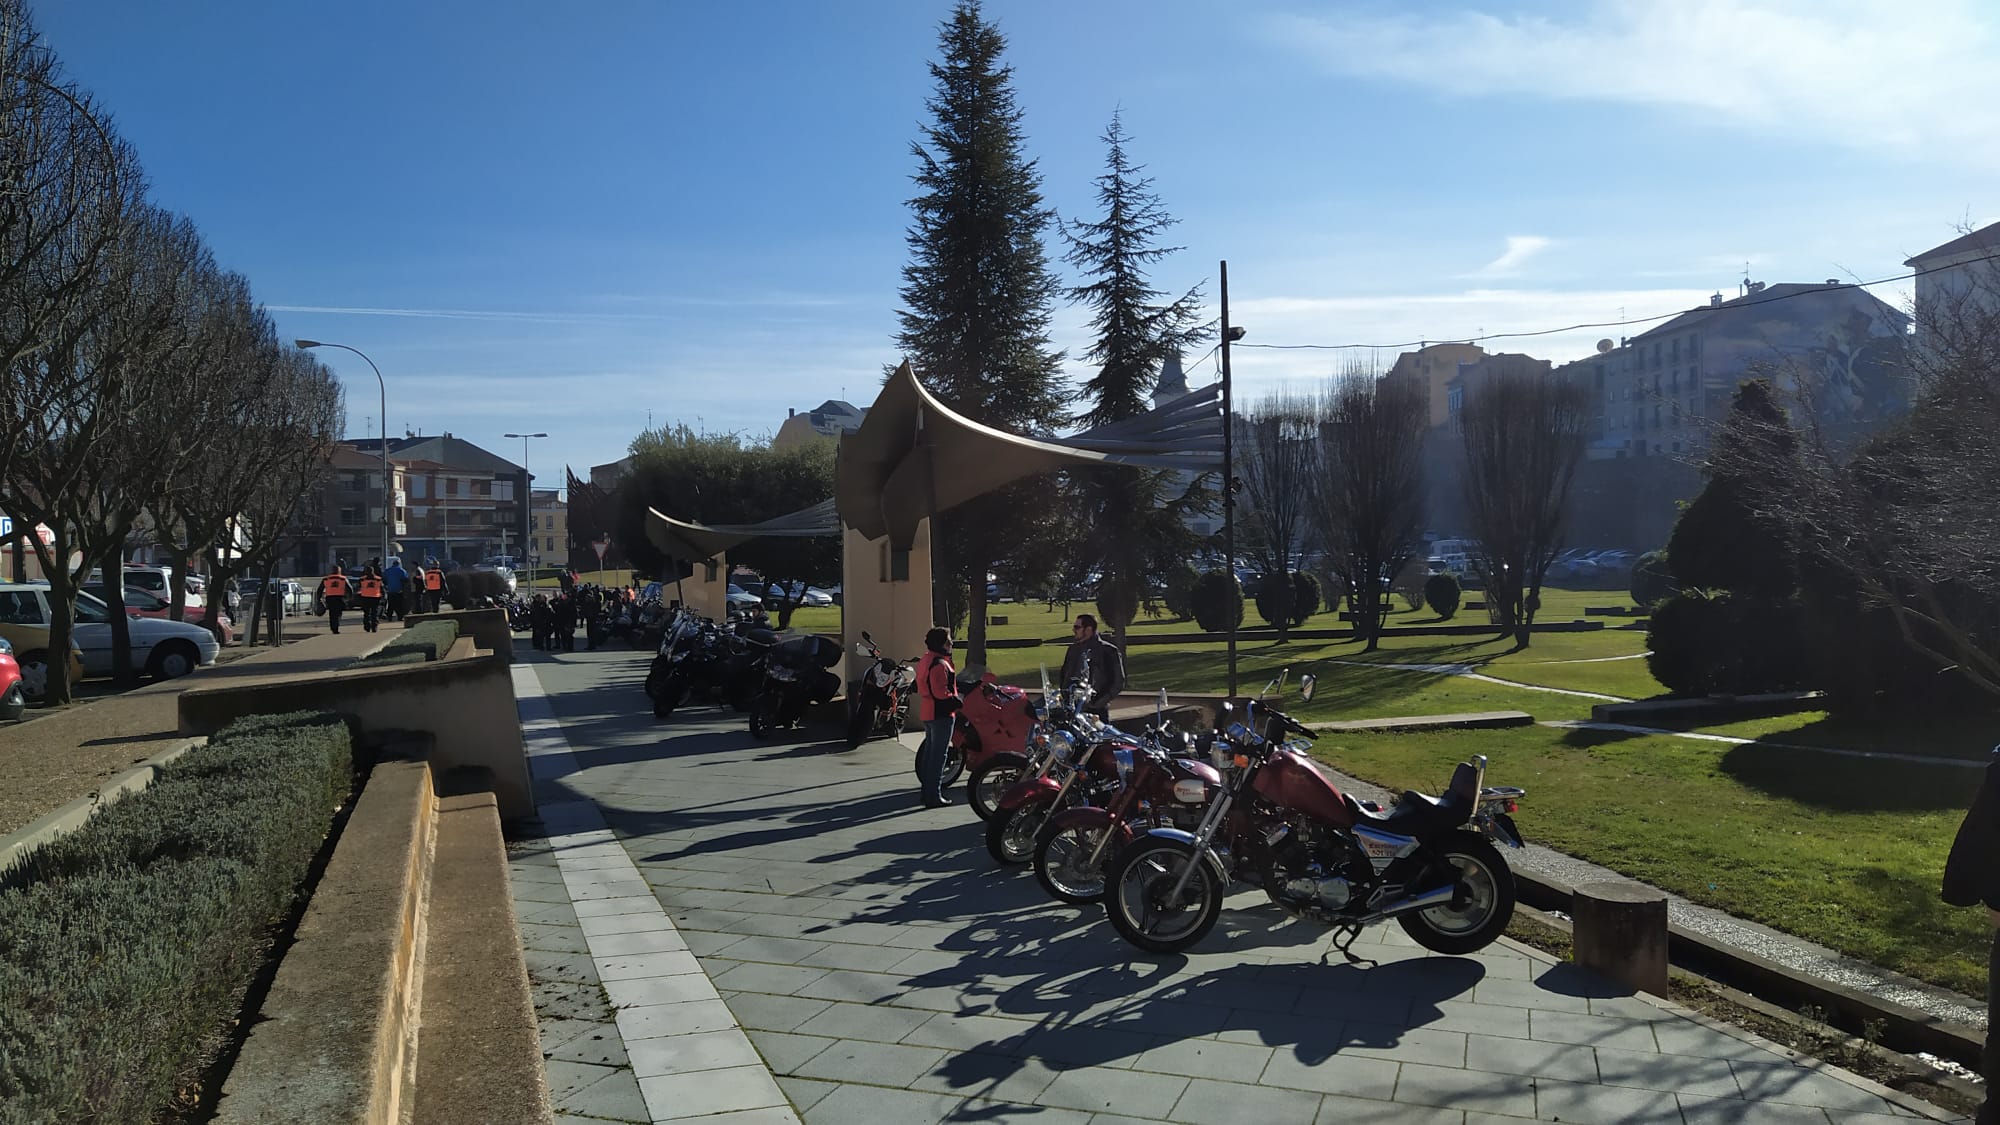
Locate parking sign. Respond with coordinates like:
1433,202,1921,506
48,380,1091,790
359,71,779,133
0,516,11,538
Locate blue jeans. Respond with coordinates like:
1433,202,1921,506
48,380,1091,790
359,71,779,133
918,716,954,802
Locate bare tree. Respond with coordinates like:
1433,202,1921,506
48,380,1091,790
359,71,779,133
1235,389,1319,638
1459,370,1591,648
1709,260,2000,698
1311,371,1428,650
0,4,128,486
230,350,342,646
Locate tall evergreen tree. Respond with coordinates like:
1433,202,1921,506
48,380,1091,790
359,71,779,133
894,0,1066,666
1061,113,1211,637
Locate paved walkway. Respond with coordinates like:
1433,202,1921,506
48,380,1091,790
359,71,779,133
512,646,1958,1124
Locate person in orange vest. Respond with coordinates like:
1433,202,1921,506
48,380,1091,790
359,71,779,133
422,560,445,613
914,626,959,809
356,564,386,633
317,561,352,635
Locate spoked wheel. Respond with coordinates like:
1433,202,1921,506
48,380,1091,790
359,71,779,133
939,740,965,790
749,692,777,739
965,752,1029,822
1397,833,1516,955
985,797,1055,866
1103,837,1225,955
1034,821,1117,904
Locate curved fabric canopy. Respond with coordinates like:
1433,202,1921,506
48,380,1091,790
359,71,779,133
836,360,1224,548
644,498,841,563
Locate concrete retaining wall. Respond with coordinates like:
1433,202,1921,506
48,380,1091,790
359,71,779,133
213,759,435,1125
403,607,514,664
177,652,535,821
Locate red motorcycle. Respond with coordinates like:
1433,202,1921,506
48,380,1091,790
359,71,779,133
958,673,1065,820
985,715,1133,865
1102,675,1527,959
1033,722,1223,904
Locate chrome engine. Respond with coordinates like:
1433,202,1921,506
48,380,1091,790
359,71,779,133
1263,819,1371,919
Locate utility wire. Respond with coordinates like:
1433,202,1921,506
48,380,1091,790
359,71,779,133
1229,247,2000,355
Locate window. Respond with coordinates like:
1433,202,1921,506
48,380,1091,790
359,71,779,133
338,507,364,527
446,478,461,497
473,479,491,498
409,476,427,499
0,590,44,624
343,473,367,493
530,515,539,531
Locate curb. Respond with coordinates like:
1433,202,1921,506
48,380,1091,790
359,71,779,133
1513,868,1987,1070
0,737,206,873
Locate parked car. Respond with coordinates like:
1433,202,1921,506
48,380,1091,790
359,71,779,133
0,586,88,703
0,636,26,721
92,565,205,609
763,580,833,608
725,584,762,612
0,583,219,682
238,577,307,616
83,584,233,642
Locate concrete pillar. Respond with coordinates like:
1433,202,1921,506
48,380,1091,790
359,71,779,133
679,553,728,622
1571,880,1670,995
839,519,932,684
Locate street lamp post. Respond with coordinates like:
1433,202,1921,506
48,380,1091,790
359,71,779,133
296,340,391,568
504,432,548,578
1218,262,1246,698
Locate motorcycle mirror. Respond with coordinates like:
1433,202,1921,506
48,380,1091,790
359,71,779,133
861,630,872,643
1298,673,1316,703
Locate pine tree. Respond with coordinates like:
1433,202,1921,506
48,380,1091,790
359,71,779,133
1061,113,1211,637
1063,112,1208,429
894,0,1066,666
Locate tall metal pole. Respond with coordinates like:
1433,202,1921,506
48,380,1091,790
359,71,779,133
1220,260,1237,698
296,341,389,567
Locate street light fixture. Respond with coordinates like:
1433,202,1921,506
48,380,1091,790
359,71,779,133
504,432,548,576
296,340,391,570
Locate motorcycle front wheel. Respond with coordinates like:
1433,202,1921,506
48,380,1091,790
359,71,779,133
1104,838,1225,955
846,696,877,748
653,675,688,718
1397,833,1516,955
1034,821,1115,904
965,753,1030,822
985,796,1055,866
939,740,965,790
749,691,778,739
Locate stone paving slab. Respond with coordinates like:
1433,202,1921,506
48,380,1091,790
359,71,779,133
517,648,1964,1125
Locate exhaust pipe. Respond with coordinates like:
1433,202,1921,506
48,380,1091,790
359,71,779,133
1365,883,1457,922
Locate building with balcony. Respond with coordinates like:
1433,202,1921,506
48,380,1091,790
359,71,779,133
530,488,568,574
1384,343,1487,429
309,433,527,570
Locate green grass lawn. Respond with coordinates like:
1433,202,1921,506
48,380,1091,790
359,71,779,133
1319,723,1994,997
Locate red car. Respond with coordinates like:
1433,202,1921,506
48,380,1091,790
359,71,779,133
0,636,25,721
83,584,234,644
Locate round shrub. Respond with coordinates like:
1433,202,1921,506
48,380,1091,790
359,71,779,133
1191,570,1244,634
1393,558,1429,612
1630,550,1676,610
1162,562,1199,621
1424,573,1461,620
1646,590,1724,696
1096,577,1140,635
1288,571,1322,627
1255,570,1297,632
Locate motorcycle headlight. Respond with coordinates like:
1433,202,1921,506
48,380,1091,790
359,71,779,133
871,668,892,687
1048,730,1077,763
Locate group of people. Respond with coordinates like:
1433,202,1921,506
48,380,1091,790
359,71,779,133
526,583,646,652
314,556,449,635
910,612,1125,808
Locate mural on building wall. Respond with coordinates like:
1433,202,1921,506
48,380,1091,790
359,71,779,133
1702,291,1910,427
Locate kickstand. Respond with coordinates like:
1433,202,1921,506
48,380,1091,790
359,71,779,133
1320,924,1378,968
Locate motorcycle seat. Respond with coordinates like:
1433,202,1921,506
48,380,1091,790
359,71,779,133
1346,789,1469,838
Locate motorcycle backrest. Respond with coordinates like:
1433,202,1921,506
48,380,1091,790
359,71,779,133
1447,760,1481,802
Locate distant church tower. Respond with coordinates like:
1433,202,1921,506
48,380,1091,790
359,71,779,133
1150,350,1189,410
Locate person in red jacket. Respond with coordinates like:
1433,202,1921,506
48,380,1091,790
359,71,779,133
914,626,958,809
1944,751,2000,1124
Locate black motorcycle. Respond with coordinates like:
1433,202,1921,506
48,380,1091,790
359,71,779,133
645,610,709,717
749,634,844,739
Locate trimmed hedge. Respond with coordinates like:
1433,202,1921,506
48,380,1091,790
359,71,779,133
0,712,353,1125
1191,569,1244,634
352,620,460,667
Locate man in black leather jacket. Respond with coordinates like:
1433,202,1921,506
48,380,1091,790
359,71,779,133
1060,614,1125,720
1944,750,2000,1124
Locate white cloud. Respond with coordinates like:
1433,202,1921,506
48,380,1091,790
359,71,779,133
1265,1,2000,168
1470,235,1552,278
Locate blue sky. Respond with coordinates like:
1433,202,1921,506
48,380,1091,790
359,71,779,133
37,0,2000,484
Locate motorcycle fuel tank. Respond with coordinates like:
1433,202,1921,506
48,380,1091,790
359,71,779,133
1252,749,1357,829
957,679,1036,754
